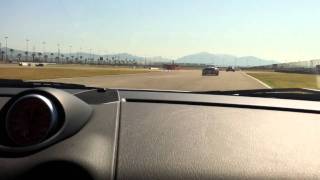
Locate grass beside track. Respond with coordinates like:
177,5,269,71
0,66,151,80
247,71,320,89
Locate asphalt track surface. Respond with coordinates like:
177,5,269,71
44,70,268,91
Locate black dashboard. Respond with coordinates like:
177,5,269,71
0,87,320,179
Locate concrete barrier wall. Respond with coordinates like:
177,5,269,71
251,59,320,74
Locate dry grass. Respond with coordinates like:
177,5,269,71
0,66,151,80
247,71,320,89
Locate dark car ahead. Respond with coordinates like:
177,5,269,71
226,66,235,72
202,67,219,76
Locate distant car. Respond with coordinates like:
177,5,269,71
202,67,219,76
35,63,44,67
226,66,235,72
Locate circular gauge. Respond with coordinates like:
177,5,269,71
5,94,58,146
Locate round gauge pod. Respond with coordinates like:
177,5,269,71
5,94,59,146
0,87,92,155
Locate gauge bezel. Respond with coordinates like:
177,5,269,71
0,87,92,156
5,94,59,146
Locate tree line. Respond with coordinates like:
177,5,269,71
0,49,139,66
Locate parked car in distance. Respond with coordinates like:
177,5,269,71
202,67,219,76
226,66,236,72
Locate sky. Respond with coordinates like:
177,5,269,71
1,0,320,61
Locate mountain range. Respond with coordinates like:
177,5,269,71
0,47,277,66
176,52,277,66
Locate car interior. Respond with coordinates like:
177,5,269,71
0,82,320,179
1,1,320,179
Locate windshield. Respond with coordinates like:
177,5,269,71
1,1,320,91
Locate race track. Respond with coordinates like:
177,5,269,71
45,70,268,91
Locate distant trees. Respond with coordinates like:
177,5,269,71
37,52,42,62
17,53,22,62
55,56,59,63
0,45,141,67
44,54,48,62
50,53,54,62
9,49,14,61
61,54,64,63
32,53,36,62
99,57,104,65
1,51,4,61
24,51,28,61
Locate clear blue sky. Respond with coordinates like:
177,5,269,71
1,0,320,61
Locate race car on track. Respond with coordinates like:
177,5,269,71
202,67,219,76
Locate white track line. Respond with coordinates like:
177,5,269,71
242,72,272,89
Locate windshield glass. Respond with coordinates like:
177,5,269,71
1,0,319,91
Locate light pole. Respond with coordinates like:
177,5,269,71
78,47,81,59
77,47,82,64
26,39,29,61
69,45,72,63
42,41,46,54
4,36,8,63
32,45,36,62
91,49,94,64
42,41,46,62
79,47,83,64
57,44,60,64
144,57,147,67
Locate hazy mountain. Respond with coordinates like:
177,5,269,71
176,52,277,66
146,56,171,62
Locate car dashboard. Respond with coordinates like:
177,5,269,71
0,87,320,179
